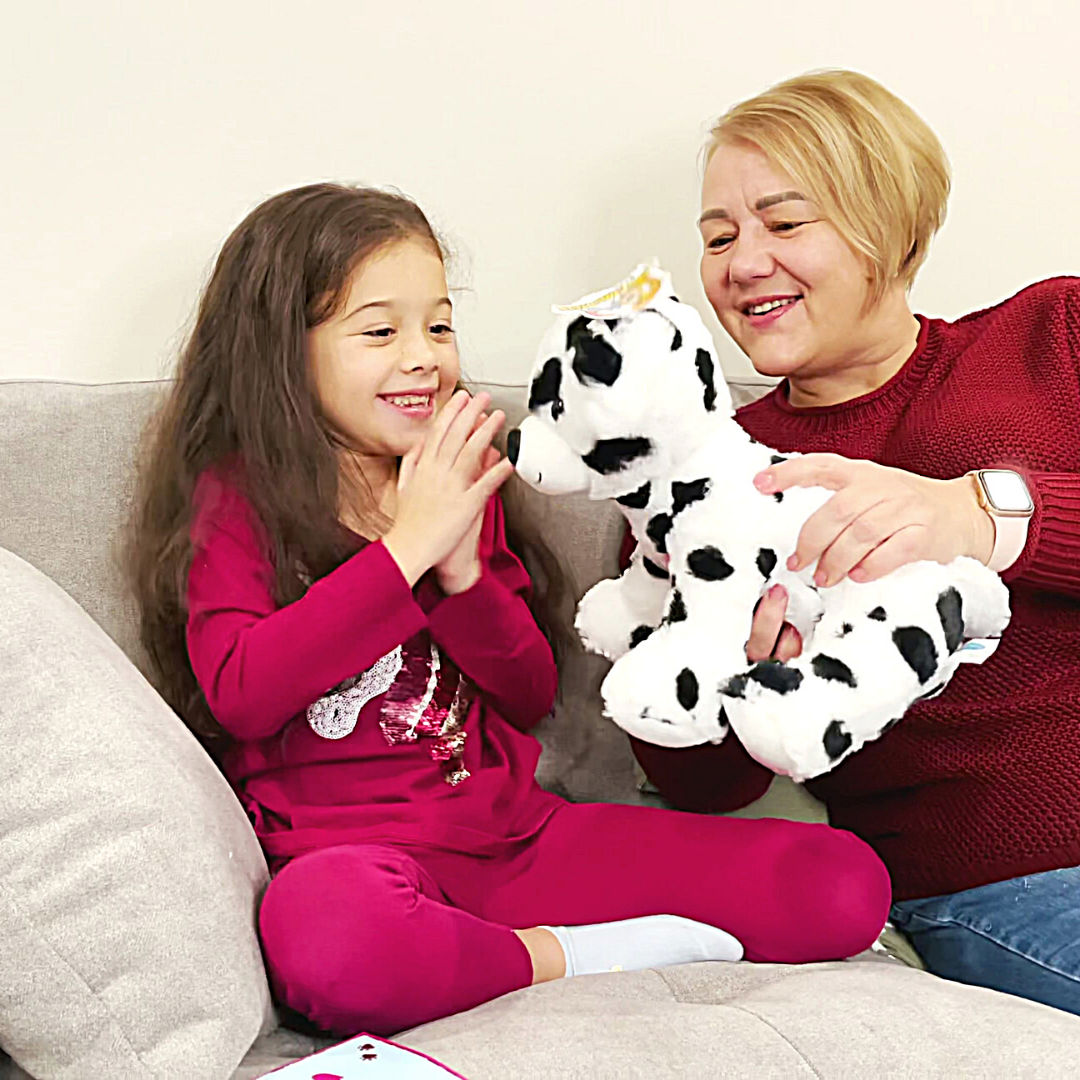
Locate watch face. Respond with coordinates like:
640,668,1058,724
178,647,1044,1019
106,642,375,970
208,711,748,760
981,470,1034,514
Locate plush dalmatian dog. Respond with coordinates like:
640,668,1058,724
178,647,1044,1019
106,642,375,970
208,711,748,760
508,279,1011,782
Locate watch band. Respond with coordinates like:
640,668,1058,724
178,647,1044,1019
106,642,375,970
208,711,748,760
967,470,1033,573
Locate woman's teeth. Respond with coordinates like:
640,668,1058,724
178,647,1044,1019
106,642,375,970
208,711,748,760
384,394,430,406
747,297,800,316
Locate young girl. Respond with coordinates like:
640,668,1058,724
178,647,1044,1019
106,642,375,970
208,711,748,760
130,182,891,1038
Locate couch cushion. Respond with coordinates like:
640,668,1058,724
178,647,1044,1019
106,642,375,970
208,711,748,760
0,549,273,1079
388,955,1080,1079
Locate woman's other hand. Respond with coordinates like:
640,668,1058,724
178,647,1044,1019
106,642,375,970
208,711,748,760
746,584,803,663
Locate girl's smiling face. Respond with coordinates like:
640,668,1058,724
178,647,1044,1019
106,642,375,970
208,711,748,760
699,139,876,380
307,238,461,461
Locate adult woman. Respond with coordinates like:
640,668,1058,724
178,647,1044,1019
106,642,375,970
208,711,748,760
631,69,1080,1014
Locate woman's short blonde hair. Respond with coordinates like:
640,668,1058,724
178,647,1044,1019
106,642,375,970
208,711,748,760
706,69,950,302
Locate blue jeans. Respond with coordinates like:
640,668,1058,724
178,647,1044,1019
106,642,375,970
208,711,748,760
891,866,1080,1016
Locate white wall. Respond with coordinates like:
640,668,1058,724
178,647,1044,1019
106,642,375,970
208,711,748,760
2,0,1077,385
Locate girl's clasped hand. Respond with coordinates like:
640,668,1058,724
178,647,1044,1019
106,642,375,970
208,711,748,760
384,389,516,593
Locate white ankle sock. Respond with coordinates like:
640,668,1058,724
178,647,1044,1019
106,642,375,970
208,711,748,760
543,914,743,977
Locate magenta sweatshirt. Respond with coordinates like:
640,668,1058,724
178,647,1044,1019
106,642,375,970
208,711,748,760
186,470,561,864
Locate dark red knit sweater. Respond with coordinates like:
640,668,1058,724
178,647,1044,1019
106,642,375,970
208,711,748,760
631,277,1080,901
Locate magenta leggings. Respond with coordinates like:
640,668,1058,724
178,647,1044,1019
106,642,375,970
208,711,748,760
259,802,891,1036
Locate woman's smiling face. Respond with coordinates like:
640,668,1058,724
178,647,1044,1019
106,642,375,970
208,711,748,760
699,139,875,380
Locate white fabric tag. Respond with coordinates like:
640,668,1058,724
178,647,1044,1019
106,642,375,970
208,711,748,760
956,637,1001,664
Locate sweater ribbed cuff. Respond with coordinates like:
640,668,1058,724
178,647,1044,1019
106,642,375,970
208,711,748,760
1007,471,1080,595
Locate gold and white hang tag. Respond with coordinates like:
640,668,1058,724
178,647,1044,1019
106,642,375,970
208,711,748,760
552,261,670,320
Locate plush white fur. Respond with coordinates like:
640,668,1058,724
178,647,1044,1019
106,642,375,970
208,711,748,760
510,282,1011,782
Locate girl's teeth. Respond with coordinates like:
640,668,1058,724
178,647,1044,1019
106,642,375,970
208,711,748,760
748,298,798,316
386,395,429,406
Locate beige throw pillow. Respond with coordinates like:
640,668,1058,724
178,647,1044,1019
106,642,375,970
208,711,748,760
0,549,274,1079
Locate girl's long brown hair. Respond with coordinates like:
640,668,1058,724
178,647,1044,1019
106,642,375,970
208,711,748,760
128,183,568,754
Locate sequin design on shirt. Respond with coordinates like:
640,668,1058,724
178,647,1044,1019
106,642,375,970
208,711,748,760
306,646,403,739
381,641,474,786
430,679,474,786
307,639,474,785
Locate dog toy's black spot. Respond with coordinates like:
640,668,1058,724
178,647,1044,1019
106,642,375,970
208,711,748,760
671,477,710,515
568,316,623,387
936,587,964,653
748,660,804,694
583,437,652,475
823,720,853,761
630,625,654,649
665,589,687,623
670,327,683,351
868,606,887,622
676,668,699,710
688,546,734,581
748,436,760,445
718,704,729,731
642,556,670,580
694,348,717,412
756,548,778,577
616,481,651,509
721,673,749,699
773,492,784,503
811,654,858,687
893,626,939,684
770,455,788,465
506,428,521,465
604,319,619,331
670,295,681,303
646,512,673,553
528,358,564,420
839,622,854,636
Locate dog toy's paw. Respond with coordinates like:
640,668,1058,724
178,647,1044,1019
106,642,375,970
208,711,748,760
601,633,731,748
576,578,642,661
946,556,1011,639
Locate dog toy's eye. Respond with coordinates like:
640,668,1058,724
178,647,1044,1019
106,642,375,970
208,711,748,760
529,358,564,419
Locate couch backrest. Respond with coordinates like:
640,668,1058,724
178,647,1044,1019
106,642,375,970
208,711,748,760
0,375,775,803
0,381,168,676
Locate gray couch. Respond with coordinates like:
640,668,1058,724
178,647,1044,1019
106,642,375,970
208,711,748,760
1,376,1078,1079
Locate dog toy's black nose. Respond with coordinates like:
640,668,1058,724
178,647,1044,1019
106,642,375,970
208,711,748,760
506,428,521,465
